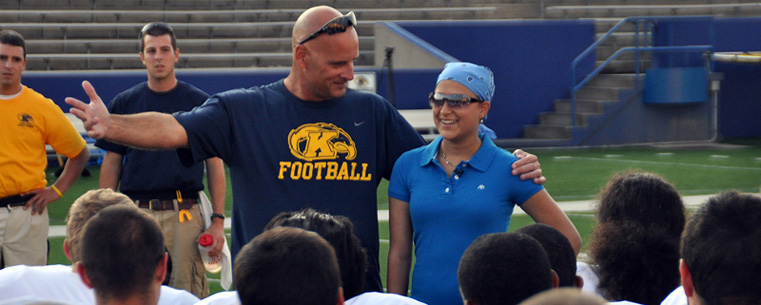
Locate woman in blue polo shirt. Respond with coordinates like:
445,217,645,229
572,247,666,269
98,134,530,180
386,62,582,305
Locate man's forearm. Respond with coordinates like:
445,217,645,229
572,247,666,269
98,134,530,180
98,152,123,190
54,147,90,194
107,112,189,149
205,158,227,215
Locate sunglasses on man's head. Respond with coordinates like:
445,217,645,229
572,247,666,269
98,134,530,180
429,92,483,108
297,11,357,45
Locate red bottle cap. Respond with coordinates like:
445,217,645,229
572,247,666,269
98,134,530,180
198,233,213,247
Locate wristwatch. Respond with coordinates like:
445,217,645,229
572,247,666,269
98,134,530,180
211,213,225,221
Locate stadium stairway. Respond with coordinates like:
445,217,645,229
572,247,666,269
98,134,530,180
516,1,759,143
519,18,652,142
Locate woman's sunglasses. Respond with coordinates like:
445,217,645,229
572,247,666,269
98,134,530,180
297,11,357,45
429,92,483,108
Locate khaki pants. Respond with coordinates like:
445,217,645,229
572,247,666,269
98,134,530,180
0,206,48,267
142,203,208,298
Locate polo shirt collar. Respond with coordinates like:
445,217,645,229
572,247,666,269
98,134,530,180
419,133,497,172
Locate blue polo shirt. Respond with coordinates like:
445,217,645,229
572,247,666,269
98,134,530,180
388,134,543,305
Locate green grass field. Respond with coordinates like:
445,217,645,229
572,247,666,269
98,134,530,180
42,139,761,294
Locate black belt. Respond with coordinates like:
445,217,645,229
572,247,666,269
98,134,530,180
0,194,32,207
122,190,198,201
135,198,198,211
124,190,200,201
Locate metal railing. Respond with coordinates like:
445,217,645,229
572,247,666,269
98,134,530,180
569,16,714,127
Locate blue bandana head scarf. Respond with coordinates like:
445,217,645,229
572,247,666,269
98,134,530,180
436,62,495,102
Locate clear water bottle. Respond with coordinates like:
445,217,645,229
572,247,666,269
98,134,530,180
197,233,222,273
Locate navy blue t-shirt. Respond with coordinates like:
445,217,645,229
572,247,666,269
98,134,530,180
95,81,209,194
174,80,425,292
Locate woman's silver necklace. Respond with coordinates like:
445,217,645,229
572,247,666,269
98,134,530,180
441,151,456,166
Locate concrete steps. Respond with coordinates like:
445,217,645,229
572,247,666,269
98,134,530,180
539,112,593,127
552,98,615,114
545,2,761,19
26,51,375,70
9,22,379,40
0,7,506,24
597,58,650,73
523,125,573,139
586,73,644,87
5,0,528,10
518,15,650,140
0,3,505,70
25,37,374,55
596,45,653,61
521,74,640,140
518,1,748,143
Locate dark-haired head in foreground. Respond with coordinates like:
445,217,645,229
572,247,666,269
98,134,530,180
519,287,606,305
264,208,367,299
458,232,557,305
589,170,685,304
77,205,166,305
516,223,581,288
680,191,761,305
234,226,343,305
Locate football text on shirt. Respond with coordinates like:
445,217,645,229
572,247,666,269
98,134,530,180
279,123,371,181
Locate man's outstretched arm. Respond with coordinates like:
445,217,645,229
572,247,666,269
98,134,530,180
66,80,189,149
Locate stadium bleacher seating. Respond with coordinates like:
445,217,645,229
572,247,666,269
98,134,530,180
0,2,517,71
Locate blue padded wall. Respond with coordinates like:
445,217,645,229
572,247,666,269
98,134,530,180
652,17,713,68
714,18,761,138
24,70,289,110
652,17,761,138
393,20,596,138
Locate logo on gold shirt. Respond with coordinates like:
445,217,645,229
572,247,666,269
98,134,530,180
17,113,34,127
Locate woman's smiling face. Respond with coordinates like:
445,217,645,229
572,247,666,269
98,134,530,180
432,80,490,143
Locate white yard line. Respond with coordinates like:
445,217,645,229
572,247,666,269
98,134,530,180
44,194,730,237
565,156,761,172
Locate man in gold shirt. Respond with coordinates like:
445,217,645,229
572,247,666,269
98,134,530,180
0,29,90,268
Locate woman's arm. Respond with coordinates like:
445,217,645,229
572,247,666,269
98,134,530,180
387,197,414,296
520,189,583,254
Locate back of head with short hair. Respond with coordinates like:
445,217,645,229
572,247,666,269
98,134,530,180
596,171,685,234
458,232,554,305
264,209,367,299
681,191,761,305
234,226,341,305
80,205,164,303
0,29,26,58
518,287,607,305
516,223,577,287
589,170,685,304
66,188,137,262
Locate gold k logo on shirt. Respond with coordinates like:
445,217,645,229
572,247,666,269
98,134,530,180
288,123,357,161
279,123,370,181
17,113,34,127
